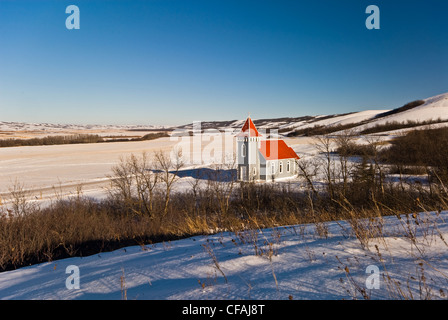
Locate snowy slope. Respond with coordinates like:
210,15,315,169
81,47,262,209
190,92,448,136
0,121,164,132
355,93,448,132
282,110,387,133
2,92,447,139
0,211,447,300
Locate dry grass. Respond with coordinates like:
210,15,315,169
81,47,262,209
1,175,443,272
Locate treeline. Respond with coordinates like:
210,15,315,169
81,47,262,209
286,118,448,137
0,132,169,148
108,132,169,142
298,132,447,212
333,126,448,188
284,97,443,137
287,123,360,137
374,99,425,119
0,134,104,147
359,118,447,135
380,127,448,181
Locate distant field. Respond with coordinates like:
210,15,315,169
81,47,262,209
0,132,310,205
0,137,178,200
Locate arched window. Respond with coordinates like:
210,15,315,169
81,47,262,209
241,144,246,157
287,161,290,172
279,161,283,173
271,162,275,174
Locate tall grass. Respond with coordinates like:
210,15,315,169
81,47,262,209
1,167,445,273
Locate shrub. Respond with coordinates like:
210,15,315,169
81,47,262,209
0,134,104,148
375,100,425,119
379,127,448,182
360,118,447,135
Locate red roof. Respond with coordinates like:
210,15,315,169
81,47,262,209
259,140,300,160
236,117,262,137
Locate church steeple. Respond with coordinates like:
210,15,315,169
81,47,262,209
236,116,262,138
236,115,261,182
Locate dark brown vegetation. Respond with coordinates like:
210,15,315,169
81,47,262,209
286,117,448,137
286,122,360,137
0,132,169,148
335,126,448,183
0,134,104,147
379,127,448,182
285,99,442,137
374,100,425,119
359,118,448,135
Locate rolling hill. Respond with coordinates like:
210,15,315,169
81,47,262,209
171,92,448,136
1,92,447,139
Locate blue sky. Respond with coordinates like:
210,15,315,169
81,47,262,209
0,0,447,126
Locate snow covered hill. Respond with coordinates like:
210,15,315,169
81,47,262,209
1,92,447,139
0,121,164,132
355,92,448,132
171,92,448,136
0,211,447,300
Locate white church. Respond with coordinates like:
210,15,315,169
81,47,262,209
236,116,300,182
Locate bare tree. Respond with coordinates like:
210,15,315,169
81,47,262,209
109,155,134,209
109,152,160,217
154,148,184,220
187,173,203,217
8,180,35,217
334,129,357,196
206,153,237,219
313,135,336,199
296,158,319,195
364,135,386,197
130,152,160,216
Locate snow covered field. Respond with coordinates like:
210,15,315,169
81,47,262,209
0,129,314,206
0,211,447,300
0,137,179,202
0,121,166,140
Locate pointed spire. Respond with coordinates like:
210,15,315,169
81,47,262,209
236,115,262,137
